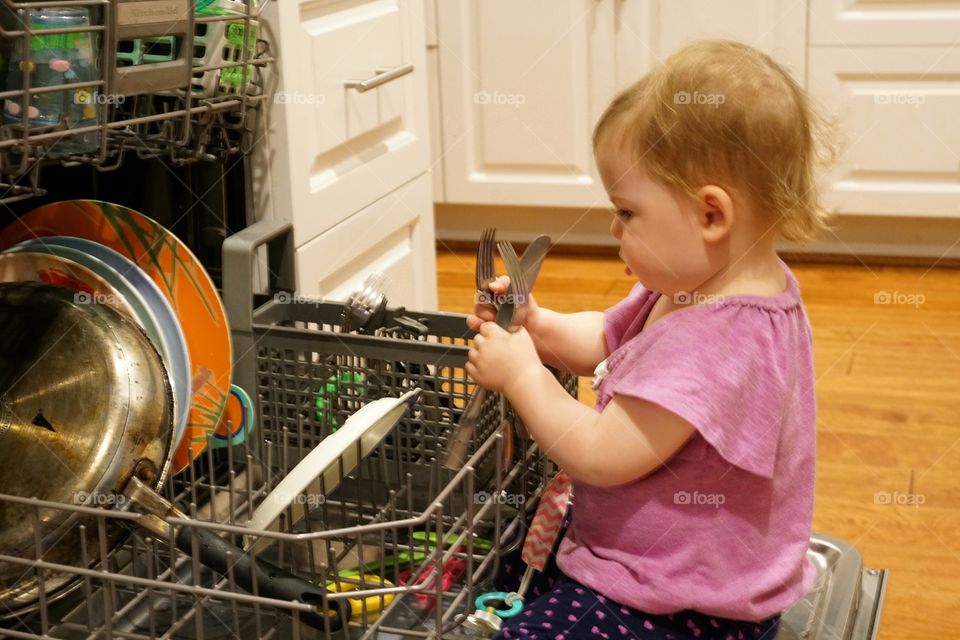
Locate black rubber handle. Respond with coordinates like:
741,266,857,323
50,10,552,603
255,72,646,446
176,526,343,631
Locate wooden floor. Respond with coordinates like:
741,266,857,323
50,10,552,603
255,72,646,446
436,245,960,640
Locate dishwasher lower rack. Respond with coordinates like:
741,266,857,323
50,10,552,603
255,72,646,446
0,280,577,638
0,428,549,640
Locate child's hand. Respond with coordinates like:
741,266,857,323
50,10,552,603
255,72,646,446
465,322,541,394
465,275,541,333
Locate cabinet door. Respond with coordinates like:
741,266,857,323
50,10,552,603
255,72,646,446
257,0,430,246
648,0,807,85
295,174,438,310
436,0,617,208
808,47,960,218
810,0,960,45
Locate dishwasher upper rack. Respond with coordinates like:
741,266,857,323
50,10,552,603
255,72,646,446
0,0,273,205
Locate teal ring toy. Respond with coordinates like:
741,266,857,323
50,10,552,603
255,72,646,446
475,592,523,619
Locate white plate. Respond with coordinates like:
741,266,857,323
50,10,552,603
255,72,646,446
246,389,420,549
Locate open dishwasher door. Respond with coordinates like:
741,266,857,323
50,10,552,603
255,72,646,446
777,533,887,640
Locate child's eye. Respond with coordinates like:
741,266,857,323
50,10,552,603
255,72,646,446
616,209,634,220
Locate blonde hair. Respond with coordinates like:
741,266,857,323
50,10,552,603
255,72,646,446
594,40,836,242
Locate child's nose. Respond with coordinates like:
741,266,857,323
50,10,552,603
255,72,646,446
609,216,622,239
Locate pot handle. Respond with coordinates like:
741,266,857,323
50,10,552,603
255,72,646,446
176,525,344,632
124,476,342,631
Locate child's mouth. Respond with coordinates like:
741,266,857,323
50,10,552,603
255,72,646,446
624,265,632,276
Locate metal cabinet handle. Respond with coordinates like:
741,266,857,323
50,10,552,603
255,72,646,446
344,63,414,93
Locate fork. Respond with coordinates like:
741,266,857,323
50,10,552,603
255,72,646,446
339,272,388,332
443,240,528,469
475,227,497,308
496,240,529,329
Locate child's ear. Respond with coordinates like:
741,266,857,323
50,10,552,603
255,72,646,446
694,185,734,243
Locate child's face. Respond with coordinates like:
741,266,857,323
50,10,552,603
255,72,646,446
597,147,717,295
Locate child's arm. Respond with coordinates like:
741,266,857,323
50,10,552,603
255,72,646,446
467,322,696,487
466,276,607,376
525,307,607,376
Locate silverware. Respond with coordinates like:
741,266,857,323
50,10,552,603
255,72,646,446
444,238,543,469
475,227,497,307
520,234,551,289
340,271,388,333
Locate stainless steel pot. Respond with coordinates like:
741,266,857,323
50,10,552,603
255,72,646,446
0,283,345,631
0,282,173,612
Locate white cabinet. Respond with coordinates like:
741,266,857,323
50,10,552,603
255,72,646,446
255,0,436,309
295,174,437,304
435,0,617,208
433,0,806,209
808,47,960,219
807,1,960,222
809,0,960,45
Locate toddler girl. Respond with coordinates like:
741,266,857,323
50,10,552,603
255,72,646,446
466,40,833,640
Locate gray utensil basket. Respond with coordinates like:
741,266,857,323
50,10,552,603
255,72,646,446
222,220,577,519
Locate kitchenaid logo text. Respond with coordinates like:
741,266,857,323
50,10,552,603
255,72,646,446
118,2,189,26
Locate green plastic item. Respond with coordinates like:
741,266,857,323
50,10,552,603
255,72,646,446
339,549,427,577
412,530,493,552
337,530,494,576
314,372,365,430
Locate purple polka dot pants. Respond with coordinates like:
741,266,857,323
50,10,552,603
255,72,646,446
492,576,780,640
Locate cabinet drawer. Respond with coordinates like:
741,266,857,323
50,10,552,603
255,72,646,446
260,0,430,245
295,173,437,310
810,0,960,46
809,47,960,218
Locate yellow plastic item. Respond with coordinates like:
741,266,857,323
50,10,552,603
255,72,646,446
325,574,395,619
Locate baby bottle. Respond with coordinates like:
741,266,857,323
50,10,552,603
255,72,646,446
3,7,99,154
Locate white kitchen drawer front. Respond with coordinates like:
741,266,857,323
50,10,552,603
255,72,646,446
436,0,618,208
810,0,960,45
808,47,960,219
295,174,438,310
263,0,430,245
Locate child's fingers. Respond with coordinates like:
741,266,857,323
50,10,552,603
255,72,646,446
470,306,498,322
487,275,510,294
466,313,485,331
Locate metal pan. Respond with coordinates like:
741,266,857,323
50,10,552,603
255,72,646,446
9,237,193,452
0,283,347,631
4,238,192,454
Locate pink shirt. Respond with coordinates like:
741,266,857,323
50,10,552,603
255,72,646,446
555,260,816,621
